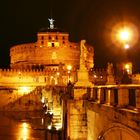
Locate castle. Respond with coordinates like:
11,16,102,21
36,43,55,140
0,19,140,140
0,19,93,89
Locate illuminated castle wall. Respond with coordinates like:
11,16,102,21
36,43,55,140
10,30,94,70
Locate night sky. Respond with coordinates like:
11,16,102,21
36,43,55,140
1,0,140,72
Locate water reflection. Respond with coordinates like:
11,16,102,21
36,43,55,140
0,111,62,140
0,112,45,140
18,122,31,140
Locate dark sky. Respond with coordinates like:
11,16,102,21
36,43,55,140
1,0,140,72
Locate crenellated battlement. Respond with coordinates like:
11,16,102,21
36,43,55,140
0,68,77,87
0,68,43,75
0,68,65,76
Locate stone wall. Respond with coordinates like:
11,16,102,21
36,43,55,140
10,32,94,70
67,99,87,140
87,102,140,140
0,68,76,86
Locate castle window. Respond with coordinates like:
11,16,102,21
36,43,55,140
55,42,59,47
48,42,52,47
63,41,65,44
41,36,44,40
41,41,44,44
62,36,65,40
52,37,55,41
52,42,54,47
49,36,51,40
56,36,58,40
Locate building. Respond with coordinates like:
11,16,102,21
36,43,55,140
0,19,94,89
10,21,93,71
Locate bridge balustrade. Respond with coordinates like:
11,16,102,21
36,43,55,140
87,85,140,111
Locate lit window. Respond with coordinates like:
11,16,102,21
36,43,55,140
55,42,59,47
48,42,52,47
52,37,55,41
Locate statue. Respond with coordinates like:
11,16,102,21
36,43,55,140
106,62,115,84
75,40,93,88
48,18,55,29
80,40,88,68
107,62,113,75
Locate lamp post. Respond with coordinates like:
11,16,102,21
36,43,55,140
117,27,133,73
112,23,139,83
67,65,72,83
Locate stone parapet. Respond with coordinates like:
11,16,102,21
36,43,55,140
67,99,87,140
86,101,140,140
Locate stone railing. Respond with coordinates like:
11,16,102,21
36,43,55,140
87,84,140,111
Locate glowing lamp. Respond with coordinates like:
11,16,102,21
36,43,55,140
125,64,130,69
56,72,60,76
67,65,72,71
111,22,139,48
123,62,132,74
124,44,130,49
20,87,29,93
48,124,52,130
119,28,131,42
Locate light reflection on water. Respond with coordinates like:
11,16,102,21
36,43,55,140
18,122,31,140
0,112,45,140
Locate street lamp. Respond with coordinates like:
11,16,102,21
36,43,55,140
67,65,72,83
112,22,139,49
117,27,132,49
123,62,132,75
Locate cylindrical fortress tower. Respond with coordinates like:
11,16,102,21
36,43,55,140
10,23,94,70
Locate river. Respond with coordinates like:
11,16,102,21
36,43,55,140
0,111,46,140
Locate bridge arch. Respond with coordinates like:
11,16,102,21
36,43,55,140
97,123,140,140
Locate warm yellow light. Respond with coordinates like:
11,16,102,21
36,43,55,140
50,76,54,79
67,65,72,71
48,42,52,47
125,64,130,69
123,63,132,74
18,86,32,94
124,44,130,49
56,72,60,76
41,97,45,103
18,122,30,140
21,87,29,93
119,28,131,42
94,75,97,78
111,22,139,48
48,124,52,130
55,42,59,47
55,125,62,130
